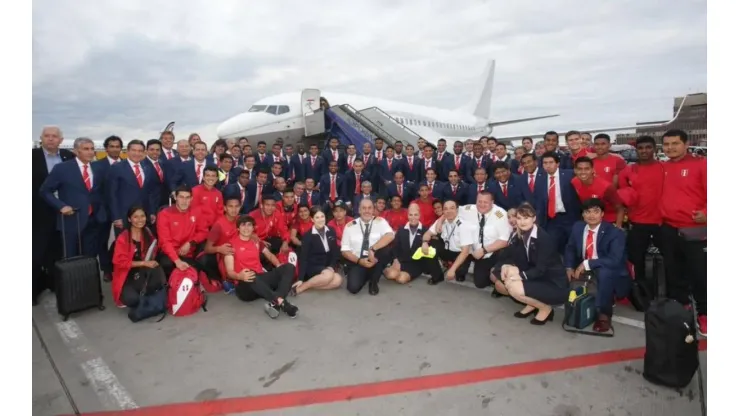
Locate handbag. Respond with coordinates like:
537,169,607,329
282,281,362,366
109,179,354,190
128,268,168,323
562,272,614,337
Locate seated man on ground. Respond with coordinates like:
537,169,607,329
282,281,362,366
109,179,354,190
341,199,395,295
292,206,343,295
112,205,166,308
223,215,299,319
249,194,291,255
385,203,444,285
491,203,569,325
423,199,471,283
564,198,629,333
156,185,209,277
195,195,242,294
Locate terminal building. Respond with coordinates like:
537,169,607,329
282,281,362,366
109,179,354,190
616,93,706,146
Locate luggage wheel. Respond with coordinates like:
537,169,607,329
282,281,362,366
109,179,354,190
98,305,106,311
62,315,70,322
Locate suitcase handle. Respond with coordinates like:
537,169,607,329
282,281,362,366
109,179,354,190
60,209,83,259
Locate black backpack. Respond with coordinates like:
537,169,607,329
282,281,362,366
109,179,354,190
642,253,705,415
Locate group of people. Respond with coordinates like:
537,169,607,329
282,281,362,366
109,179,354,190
31,126,706,336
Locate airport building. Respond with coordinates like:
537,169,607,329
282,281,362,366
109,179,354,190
616,93,707,146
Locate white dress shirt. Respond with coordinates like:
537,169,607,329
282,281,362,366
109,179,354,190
341,217,394,258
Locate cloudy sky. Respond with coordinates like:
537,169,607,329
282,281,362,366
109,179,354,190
32,0,706,145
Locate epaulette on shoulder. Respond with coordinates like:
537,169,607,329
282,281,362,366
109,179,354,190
348,219,357,227
495,210,504,219
455,219,462,226
465,205,472,211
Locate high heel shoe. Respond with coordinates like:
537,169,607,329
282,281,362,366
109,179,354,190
530,309,555,325
514,308,537,318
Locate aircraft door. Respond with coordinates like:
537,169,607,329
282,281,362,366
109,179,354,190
302,88,325,137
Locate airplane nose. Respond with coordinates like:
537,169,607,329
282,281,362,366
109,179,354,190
216,116,242,139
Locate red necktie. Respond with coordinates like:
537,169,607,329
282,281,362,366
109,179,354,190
330,175,337,201
196,163,203,183
166,150,173,160
408,157,413,170
478,184,483,193
348,157,353,170
548,175,556,219
476,158,482,168
397,184,402,196
586,230,595,259
355,173,361,194
332,150,337,161
529,174,535,192
134,163,143,188
455,155,461,170
437,152,443,161
216,156,221,168
256,183,263,205
82,164,92,215
240,186,246,204
307,191,313,207
364,155,369,165
260,154,265,163
154,161,163,182
452,185,457,196
502,183,508,197
311,156,316,167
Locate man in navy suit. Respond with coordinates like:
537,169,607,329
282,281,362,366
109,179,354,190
33,127,77,304
441,170,468,205
245,169,273,212
106,140,160,235
534,151,581,254
465,143,492,184
352,181,377,217
433,139,452,178
171,140,209,192
514,153,541,205
318,161,345,211
157,130,177,163
442,141,470,184
344,159,372,203
321,136,345,170
400,144,423,184
418,145,440,182
539,131,573,170
39,137,107,261
376,146,401,193
419,167,445,200
142,139,169,209
565,198,629,333
466,167,490,205
223,169,251,213
303,143,326,183
299,178,321,208
490,162,522,211
386,171,416,207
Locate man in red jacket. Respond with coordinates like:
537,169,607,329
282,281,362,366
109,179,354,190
572,157,624,228
249,194,290,255
196,195,242,293
190,166,224,229
156,185,209,277
617,136,664,285
591,133,627,186
658,129,707,336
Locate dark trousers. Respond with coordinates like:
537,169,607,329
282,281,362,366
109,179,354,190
432,239,471,281
195,253,222,281
660,224,707,315
119,266,167,307
346,246,393,294
236,264,295,303
97,222,114,274
157,254,199,279
61,218,100,259
401,257,444,282
544,213,573,255
32,227,63,298
627,222,662,282
593,268,630,317
471,254,498,289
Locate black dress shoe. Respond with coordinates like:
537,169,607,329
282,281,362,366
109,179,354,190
514,308,537,318
427,277,442,285
368,281,379,295
530,309,555,325
491,290,504,298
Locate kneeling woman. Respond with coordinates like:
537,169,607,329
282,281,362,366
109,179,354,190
384,203,443,285
292,206,343,295
492,203,569,325
112,206,167,308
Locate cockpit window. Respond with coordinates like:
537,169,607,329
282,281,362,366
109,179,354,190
277,105,290,115
266,105,278,115
248,105,266,112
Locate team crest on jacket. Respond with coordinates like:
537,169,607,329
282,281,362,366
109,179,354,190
604,167,610,173
681,169,688,177
173,221,179,226
191,216,196,222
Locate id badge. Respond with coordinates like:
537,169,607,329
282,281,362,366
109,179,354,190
361,250,369,257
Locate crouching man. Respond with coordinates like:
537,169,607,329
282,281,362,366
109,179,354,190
223,215,299,319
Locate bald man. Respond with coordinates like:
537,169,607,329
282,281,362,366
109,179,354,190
32,126,76,305
384,203,444,285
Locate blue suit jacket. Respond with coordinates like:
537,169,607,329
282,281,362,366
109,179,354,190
302,155,327,182
299,190,321,208
466,181,491,205
171,159,207,191
514,169,544,205
441,182,469,205
533,169,580,228
490,177,523,211
343,170,373,202
386,181,417,207
318,173,346,203
106,160,159,222
441,154,469,183
564,221,627,275
39,159,108,231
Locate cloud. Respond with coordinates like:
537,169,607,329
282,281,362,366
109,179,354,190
32,0,706,144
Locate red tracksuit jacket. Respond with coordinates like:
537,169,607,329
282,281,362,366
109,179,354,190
156,206,209,262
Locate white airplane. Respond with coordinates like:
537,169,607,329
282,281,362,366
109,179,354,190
215,60,688,150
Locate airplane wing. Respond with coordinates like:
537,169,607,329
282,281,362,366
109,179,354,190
487,113,560,128
493,95,690,142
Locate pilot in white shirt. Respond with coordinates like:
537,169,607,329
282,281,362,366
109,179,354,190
458,191,512,289
423,200,471,283
341,199,395,296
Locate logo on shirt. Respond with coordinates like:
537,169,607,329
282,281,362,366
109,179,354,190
240,247,245,251
191,216,196,223
592,194,598,198
173,221,179,226
604,167,610,173
681,169,689,177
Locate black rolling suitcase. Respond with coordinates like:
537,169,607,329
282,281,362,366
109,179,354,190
642,252,701,389
54,211,106,321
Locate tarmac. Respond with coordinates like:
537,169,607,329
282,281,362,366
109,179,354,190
32,276,707,416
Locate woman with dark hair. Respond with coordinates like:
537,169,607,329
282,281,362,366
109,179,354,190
291,206,343,295
491,202,569,325
209,139,228,167
112,205,167,308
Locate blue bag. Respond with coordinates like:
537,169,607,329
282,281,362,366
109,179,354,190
127,269,168,323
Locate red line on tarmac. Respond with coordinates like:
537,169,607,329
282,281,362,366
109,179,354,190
76,341,707,416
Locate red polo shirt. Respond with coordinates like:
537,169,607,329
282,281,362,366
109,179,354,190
660,154,707,228
571,176,621,223
593,154,627,182
617,162,664,225
248,209,290,241
229,235,266,274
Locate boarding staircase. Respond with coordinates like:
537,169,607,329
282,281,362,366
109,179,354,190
323,104,423,151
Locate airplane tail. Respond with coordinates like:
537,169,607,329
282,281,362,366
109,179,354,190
458,60,496,119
